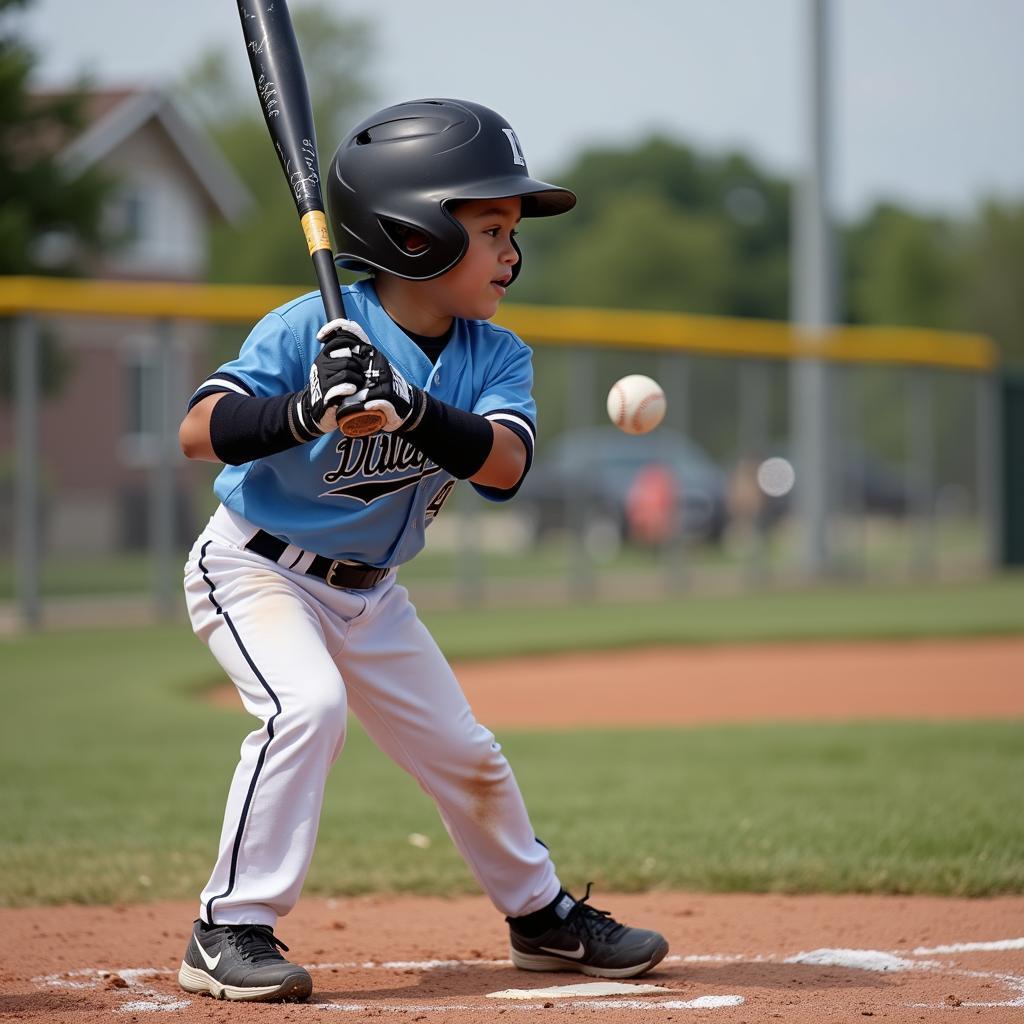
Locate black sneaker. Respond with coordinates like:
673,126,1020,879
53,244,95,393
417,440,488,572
509,884,669,979
177,920,313,1002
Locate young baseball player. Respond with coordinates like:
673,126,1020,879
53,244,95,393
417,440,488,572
175,98,668,1003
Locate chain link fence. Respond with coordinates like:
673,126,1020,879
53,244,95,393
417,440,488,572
0,278,1001,631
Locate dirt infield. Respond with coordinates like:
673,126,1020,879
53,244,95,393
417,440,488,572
4,637,1023,1022
451,637,1024,728
207,636,1024,726
4,894,1023,1022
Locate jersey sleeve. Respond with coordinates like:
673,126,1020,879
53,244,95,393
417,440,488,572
187,312,307,410
471,335,537,502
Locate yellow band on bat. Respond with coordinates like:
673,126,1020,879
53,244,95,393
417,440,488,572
301,211,332,255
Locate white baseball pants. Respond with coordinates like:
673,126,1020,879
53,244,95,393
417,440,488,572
184,505,560,927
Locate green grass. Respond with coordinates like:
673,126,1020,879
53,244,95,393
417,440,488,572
0,516,991,600
0,553,154,599
4,571,1023,652
1,611,1022,905
420,575,1024,658
0,543,700,599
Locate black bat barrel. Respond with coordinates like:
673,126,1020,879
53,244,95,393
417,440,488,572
236,0,343,322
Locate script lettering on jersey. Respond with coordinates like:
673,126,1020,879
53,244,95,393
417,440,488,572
320,432,442,504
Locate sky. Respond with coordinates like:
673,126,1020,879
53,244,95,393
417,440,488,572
19,0,1024,219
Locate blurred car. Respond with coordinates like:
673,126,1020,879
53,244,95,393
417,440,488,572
517,426,730,551
736,445,912,535
842,448,912,516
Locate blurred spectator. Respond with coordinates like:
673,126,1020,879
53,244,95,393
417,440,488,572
727,454,778,551
625,463,678,546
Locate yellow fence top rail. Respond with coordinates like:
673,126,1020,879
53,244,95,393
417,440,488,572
0,276,302,324
0,275,997,372
497,304,997,372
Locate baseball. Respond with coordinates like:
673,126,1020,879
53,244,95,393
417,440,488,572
606,374,667,435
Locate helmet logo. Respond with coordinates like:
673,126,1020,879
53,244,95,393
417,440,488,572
502,128,526,167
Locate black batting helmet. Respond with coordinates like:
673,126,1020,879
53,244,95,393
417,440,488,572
326,98,576,281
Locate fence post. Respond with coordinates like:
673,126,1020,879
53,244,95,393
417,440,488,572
566,346,596,600
14,315,41,629
737,359,772,584
838,366,866,577
976,371,1002,572
907,367,935,576
149,319,177,618
658,352,691,592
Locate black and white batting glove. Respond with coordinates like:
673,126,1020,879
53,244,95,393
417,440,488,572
293,319,373,437
362,348,427,433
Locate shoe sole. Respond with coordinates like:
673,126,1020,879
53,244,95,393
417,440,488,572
178,962,312,1002
510,938,670,979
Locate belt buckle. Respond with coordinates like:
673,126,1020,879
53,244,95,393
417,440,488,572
325,560,350,589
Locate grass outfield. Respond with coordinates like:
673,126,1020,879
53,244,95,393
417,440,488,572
423,574,1024,657
2,582,1022,907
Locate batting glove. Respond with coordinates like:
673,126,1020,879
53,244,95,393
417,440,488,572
362,347,427,433
294,319,373,437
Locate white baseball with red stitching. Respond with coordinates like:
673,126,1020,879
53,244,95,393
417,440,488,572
606,374,667,435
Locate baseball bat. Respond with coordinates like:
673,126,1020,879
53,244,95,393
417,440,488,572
236,0,385,438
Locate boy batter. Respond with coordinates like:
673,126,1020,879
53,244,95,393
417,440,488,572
176,98,668,1002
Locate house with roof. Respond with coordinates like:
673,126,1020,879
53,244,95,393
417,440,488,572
3,87,251,558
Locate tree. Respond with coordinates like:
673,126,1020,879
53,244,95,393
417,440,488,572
0,0,113,400
177,2,375,286
843,204,958,329
955,199,1024,367
839,198,1024,490
513,135,791,320
0,0,110,275
538,191,733,313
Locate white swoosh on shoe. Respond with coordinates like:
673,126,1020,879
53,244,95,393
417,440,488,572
193,935,222,970
539,941,586,959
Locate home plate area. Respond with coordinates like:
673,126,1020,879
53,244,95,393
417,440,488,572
28,940,1024,1022
6,894,1024,1022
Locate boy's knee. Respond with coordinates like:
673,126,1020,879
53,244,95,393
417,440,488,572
282,680,347,738
448,726,510,780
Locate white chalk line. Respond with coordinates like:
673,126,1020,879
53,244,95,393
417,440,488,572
32,964,739,1015
780,947,1024,1009
34,967,190,1013
914,937,1024,955
31,936,1024,1014
487,981,671,999
785,949,941,972
313,996,744,1012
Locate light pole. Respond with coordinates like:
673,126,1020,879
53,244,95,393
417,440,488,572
791,0,837,576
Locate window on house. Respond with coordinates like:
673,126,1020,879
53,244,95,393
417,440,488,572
120,339,159,466
119,332,184,467
106,184,149,246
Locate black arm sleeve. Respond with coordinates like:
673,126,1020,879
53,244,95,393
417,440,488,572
208,391,317,466
399,391,494,480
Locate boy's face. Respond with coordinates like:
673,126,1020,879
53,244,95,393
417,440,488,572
432,197,522,320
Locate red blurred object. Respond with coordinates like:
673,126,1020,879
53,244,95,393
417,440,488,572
625,463,678,545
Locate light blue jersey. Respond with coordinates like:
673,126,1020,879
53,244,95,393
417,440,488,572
189,280,536,565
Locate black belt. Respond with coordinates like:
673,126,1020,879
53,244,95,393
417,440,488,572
244,530,392,591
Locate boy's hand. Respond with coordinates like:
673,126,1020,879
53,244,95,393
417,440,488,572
362,348,426,432
295,319,373,436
